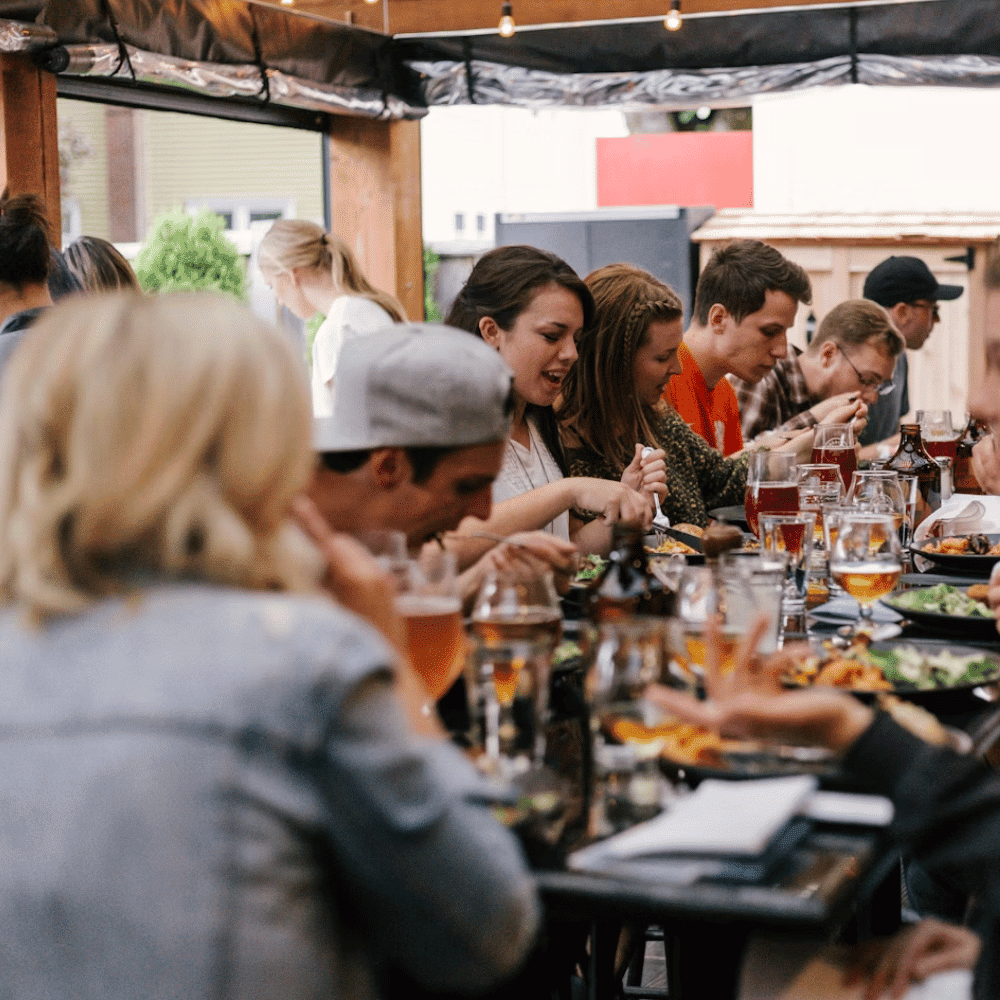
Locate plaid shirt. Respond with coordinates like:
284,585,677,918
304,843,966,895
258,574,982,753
729,346,817,443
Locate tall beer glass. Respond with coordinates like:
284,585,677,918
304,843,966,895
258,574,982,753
396,549,465,699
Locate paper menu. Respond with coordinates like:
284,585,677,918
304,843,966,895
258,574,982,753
569,775,818,870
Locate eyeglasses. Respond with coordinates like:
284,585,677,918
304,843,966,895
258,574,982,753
836,344,895,396
910,301,941,323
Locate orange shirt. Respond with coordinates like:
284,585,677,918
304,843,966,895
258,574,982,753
663,342,744,456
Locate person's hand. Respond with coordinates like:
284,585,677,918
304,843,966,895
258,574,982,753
621,444,668,513
292,496,407,653
812,392,867,429
845,919,980,1000
291,496,442,738
972,435,1000,495
459,532,578,606
571,477,655,529
644,615,874,753
769,426,816,463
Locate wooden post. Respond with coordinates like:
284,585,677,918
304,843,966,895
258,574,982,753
0,54,60,247
327,116,424,321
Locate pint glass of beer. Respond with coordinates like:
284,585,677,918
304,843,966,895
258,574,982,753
395,549,465,700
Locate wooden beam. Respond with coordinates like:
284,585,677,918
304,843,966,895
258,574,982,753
264,0,885,35
327,116,424,320
0,54,60,246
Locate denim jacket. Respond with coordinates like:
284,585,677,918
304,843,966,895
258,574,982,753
0,583,539,998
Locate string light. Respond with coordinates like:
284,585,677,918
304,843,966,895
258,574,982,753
364,0,379,4
664,0,682,31
498,2,516,38
280,0,293,6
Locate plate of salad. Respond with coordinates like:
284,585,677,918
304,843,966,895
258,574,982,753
787,636,1000,708
881,584,999,639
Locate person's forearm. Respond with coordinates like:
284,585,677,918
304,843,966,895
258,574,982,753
459,482,576,541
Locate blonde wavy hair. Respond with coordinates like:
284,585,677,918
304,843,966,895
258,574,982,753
257,219,406,322
0,292,322,618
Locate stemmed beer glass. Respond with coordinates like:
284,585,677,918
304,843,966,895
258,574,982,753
812,423,857,492
470,567,562,768
828,512,903,633
847,469,908,545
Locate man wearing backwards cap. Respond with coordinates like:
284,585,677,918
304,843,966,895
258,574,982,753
860,255,964,456
297,322,575,581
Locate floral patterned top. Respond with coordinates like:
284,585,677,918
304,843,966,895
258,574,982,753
564,405,750,529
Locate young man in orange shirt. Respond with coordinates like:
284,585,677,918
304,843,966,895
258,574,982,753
664,239,813,455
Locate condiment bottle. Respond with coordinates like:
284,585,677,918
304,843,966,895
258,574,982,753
884,423,941,527
587,523,674,622
954,416,988,494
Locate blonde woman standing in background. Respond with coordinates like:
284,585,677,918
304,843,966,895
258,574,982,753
257,220,406,416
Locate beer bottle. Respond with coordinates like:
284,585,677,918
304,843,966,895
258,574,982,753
954,416,988,494
587,524,674,622
885,423,942,527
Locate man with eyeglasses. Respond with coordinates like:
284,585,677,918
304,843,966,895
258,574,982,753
860,255,964,458
732,298,903,444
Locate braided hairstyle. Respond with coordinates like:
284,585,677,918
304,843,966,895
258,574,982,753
0,193,50,290
559,263,683,471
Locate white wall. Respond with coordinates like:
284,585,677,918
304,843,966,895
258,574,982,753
420,105,628,245
753,85,1000,213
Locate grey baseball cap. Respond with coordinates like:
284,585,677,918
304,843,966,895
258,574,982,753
314,323,514,452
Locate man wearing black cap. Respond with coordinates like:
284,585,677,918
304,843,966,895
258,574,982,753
860,255,964,454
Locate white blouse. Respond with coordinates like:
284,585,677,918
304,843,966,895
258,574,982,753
311,296,396,417
491,418,570,541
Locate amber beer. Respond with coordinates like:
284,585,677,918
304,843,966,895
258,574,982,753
397,594,466,699
470,610,562,705
681,627,743,677
829,563,902,604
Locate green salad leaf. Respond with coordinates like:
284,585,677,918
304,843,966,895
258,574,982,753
869,646,998,689
573,554,606,583
890,584,993,619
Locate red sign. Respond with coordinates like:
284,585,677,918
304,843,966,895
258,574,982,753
597,132,753,209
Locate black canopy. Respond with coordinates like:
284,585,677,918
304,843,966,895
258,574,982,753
3,0,1000,117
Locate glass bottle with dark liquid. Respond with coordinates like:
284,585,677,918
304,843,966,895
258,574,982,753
884,423,941,527
587,524,675,622
954,416,988,495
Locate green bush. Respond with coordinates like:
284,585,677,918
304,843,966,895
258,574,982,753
134,208,247,300
424,246,442,322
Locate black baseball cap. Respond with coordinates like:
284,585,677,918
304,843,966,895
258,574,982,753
863,256,963,307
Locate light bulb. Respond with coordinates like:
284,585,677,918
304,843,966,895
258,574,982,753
498,2,515,37
664,1,681,31
280,0,293,6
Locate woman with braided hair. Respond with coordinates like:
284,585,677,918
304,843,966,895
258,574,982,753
257,219,405,417
558,263,749,529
